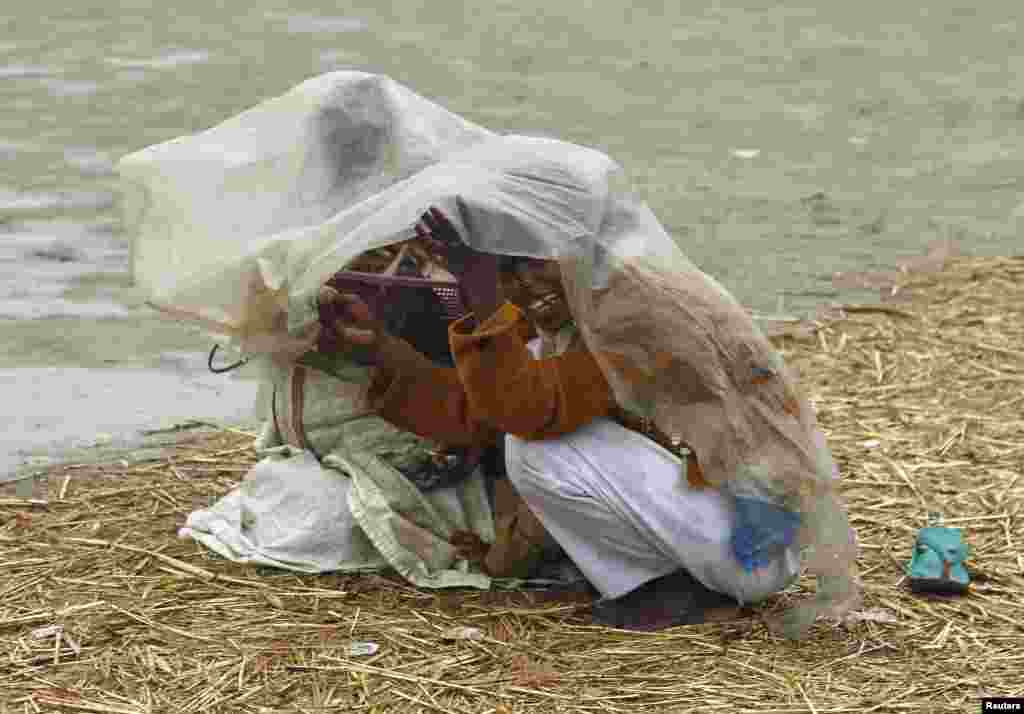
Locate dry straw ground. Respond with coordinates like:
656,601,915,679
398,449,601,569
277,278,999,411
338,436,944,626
2,255,1022,713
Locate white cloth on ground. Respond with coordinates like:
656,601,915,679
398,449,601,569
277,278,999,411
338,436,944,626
179,449,386,574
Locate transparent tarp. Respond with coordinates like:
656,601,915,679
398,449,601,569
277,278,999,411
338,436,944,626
120,72,859,637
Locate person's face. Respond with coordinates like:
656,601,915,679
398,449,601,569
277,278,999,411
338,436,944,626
499,257,573,332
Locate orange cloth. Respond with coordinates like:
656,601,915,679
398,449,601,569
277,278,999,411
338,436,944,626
369,302,615,445
369,301,709,488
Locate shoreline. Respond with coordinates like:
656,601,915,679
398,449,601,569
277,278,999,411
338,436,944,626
0,358,262,485
0,416,264,497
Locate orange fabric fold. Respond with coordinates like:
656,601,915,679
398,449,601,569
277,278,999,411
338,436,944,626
369,302,615,444
449,303,616,441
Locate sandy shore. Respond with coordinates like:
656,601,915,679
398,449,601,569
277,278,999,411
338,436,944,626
0,354,263,484
0,268,264,482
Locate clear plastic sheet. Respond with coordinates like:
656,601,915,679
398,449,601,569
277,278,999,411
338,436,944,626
120,72,859,637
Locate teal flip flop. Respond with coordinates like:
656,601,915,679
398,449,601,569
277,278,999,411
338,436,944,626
907,525,970,594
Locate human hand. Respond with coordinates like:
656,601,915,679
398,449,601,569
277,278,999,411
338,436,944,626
450,529,491,565
316,286,388,364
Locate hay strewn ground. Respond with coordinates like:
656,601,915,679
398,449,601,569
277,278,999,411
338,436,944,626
2,255,1023,713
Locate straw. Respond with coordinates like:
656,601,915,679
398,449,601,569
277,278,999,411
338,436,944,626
2,254,1022,712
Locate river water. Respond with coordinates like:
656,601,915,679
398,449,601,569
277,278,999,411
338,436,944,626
1,0,1022,476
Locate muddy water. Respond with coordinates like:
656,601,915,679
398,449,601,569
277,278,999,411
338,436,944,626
1,0,1022,475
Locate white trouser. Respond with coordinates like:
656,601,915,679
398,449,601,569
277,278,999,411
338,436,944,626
505,418,800,603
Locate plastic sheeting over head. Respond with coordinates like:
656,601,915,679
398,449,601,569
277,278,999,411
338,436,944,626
119,71,495,351
119,72,859,637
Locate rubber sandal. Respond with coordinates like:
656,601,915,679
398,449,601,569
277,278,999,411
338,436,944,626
907,525,970,594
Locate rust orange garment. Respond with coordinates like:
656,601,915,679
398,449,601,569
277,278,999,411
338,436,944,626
368,301,710,488
369,302,615,445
